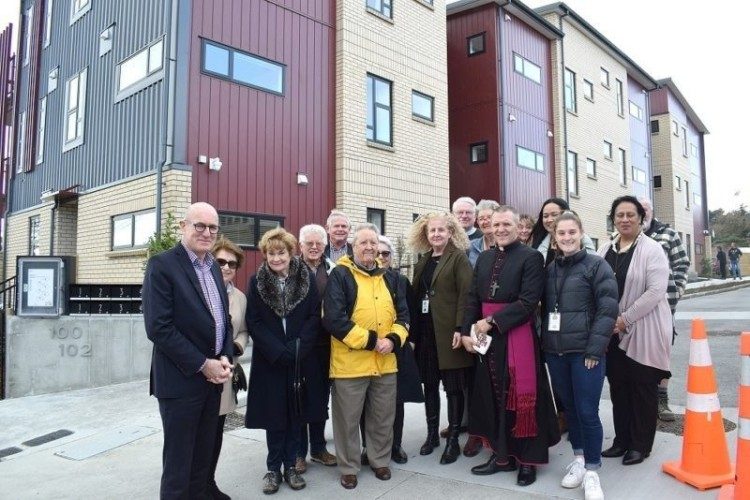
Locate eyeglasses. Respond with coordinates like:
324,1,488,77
303,241,324,248
377,251,391,257
216,258,238,270
189,221,220,234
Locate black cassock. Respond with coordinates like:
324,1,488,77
462,241,560,465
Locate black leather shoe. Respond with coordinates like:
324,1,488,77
470,455,517,475
391,446,408,464
622,450,649,465
516,464,536,486
601,445,627,458
419,435,440,455
208,482,231,500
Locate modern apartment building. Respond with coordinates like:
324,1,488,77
336,0,450,241
649,78,709,272
536,2,658,248
446,0,562,216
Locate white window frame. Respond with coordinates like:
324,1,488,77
36,96,47,165
628,101,643,120
70,0,91,25
23,6,34,67
116,37,165,102
63,67,87,152
17,111,26,173
48,67,59,93
44,0,53,48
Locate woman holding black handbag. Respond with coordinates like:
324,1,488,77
244,228,322,495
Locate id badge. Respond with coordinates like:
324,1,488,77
548,312,561,332
421,298,430,314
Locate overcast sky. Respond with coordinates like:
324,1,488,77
1,1,746,211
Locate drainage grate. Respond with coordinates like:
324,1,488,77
22,429,74,447
0,446,23,459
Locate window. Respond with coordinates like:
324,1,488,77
367,208,385,235
23,6,33,66
653,175,662,188
632,167,646,184
615,79,624,116
600,67,610,87
366,0,392,18
467,33,485,56
48,67,58,93
672,120,679,136
44,0,53,48
201,40,285,95
470,142,488,164
219,212,283,249
685,181,690,207
675,175,682,190
36,97,47,165
564,68,576,112
29,216,41,255
513,53,541,84
618,149,627,185
567,151,578,195
586,157,596,177
117,38,164,99
366,74,392,145
70,0,91,24
100,24,114,56
112,210,156,250
16,112,26,173
690,143,698,157
681,126,688,157
629,101,643,120
516,145,544,172
591,238,599,251
603,140,612,160
650,119,659,134
63,67,87,151
583,79,594,101
411,90,434,122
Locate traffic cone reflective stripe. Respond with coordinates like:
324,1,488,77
662,318,735,490
719,331,750,499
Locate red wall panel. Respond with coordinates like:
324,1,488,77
187,0,335,288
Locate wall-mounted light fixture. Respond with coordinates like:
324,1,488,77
197,155,207,164
297,172,309,186
547,130,554,137
508,114,517,122
209,157,222,171
504,14,511,21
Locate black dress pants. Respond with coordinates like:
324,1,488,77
606,343,661,454
158,387,221,499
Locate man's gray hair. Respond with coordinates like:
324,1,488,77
326,209,351,228
495,204,520,224
299,224,326,243
352,223,380,244
476,199,501,212
452,196,477,213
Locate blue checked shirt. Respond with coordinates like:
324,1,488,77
184,244,226,356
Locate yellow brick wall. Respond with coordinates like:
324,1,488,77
335,0,450,244
543,14,634,246
4,206,51,278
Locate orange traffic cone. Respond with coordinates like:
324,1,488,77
719,331,750,500
662,318,735,490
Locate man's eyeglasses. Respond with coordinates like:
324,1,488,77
189,222,220,234
216,258,238,270
377,251,391,258
303,241,324,248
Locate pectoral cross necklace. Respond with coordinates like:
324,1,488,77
487,247,507,298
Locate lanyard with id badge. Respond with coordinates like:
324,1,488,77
549,263,571,332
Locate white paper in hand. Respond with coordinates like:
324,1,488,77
470,324,492,355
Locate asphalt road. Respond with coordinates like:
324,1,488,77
664,286,750,408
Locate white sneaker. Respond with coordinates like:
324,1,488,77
583,470,604,500
561,457,586,488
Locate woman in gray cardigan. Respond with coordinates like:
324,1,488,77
597,196,672,467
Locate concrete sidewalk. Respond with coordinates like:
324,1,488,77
0,380,736,499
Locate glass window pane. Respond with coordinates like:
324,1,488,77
259,219,281,241
374,79,390,105
367,77,374,130
375,107,390,143
119,49,148,91
525,63,541,83
134,211,156,246
66,112,77,140
517,147,535,169
233,52,283,93
412,92,433,120
536,153,544,172
148,40,163,73
113,217,133,248
220,214,256,247
204,43,230,75
514,54,523,73
68,76,78,109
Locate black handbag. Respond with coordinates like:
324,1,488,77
231,361,247,404
292,338,307,417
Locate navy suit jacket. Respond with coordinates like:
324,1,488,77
143,243,233,399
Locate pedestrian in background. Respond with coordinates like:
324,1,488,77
728,242,743,280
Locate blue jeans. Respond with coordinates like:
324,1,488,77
730,260,742,279
546,352,606,470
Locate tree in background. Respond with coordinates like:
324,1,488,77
710,205,750,247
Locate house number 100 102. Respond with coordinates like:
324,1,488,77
52,327,92,357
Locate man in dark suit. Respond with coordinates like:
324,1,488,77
143,202,234,499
